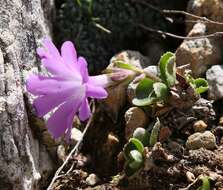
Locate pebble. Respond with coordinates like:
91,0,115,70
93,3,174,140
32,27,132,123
219,116,223,126
186,131,217,150
124,107,148,140
193,120,208,132
86,173,100,186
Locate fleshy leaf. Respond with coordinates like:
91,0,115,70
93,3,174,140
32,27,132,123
197,176,211,190
153,82,168,101
132,78,157,106
124,164,137,177
193,78,209,94
149,118,161,146
129,150,144,169
123,138,144,160
115,60,141,73
133,128,150,146
124,150,144,177
159,52,176,87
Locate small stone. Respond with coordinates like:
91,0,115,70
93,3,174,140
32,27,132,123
86,173,100,186
57,145,66,162
193,120,208,132
206,65,223,100
107,133,119,146
124,107,148,140
186,171,195,182
70,127,83,144
219,116,223,126
176,23,221,77
186,131,217,150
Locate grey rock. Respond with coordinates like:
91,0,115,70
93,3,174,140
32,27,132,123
0,0,55,189
206,65,223,100
186,131,217,150
176,23,221,77
187,0,223,33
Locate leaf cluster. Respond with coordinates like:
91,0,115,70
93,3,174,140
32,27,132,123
123,119,160,177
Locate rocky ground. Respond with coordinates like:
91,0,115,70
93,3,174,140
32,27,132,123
43,0,223,189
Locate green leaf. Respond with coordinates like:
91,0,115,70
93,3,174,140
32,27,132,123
159,52,176,87
133,128,150,146
115,60,142,73
129,150,144,169
193,78,209,94
123,138,144,160
153,82,169,100
124,150,144,177
124,164,137,177
149,118,161,146
132,78,157,106
197,176,211,190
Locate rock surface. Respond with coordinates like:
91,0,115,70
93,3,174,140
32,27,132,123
102,50,150,122
206,65,223,100
186,131,217,150
0,0,55,189
187,0,223,32
176,23,221,77
125,107,148,140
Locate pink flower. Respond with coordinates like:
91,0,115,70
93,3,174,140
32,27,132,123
26,38,109,140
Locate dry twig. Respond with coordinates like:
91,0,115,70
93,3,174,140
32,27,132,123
47,101,95,190
134,0,223,26
138,24,223,40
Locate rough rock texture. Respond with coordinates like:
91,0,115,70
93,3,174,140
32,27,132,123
186,131,217,150
102,50,150,122
176,23,221,77
206,65,223,100
0,0,55,190
187,0,223,32
124,107,148,140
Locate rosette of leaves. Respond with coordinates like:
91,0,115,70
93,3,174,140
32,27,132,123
132,52,176,106
123,128,150,177
115,51,209,107
123,120,161,177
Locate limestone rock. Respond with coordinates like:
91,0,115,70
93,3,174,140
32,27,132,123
193,120,208,132
186,131,217,150
206,65,223,100
0,0,55,189
187,0,223,32
125,107,148,140
176,23,221,77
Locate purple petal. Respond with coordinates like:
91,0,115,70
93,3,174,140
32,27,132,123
33,88,76,117
41,57,81,80
26,75,81,96
61,41,77,66
78,57,89,83
88,74,111,87
42,38,61,61
47,99,81,139
79,98,91,121
86,83,108,99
